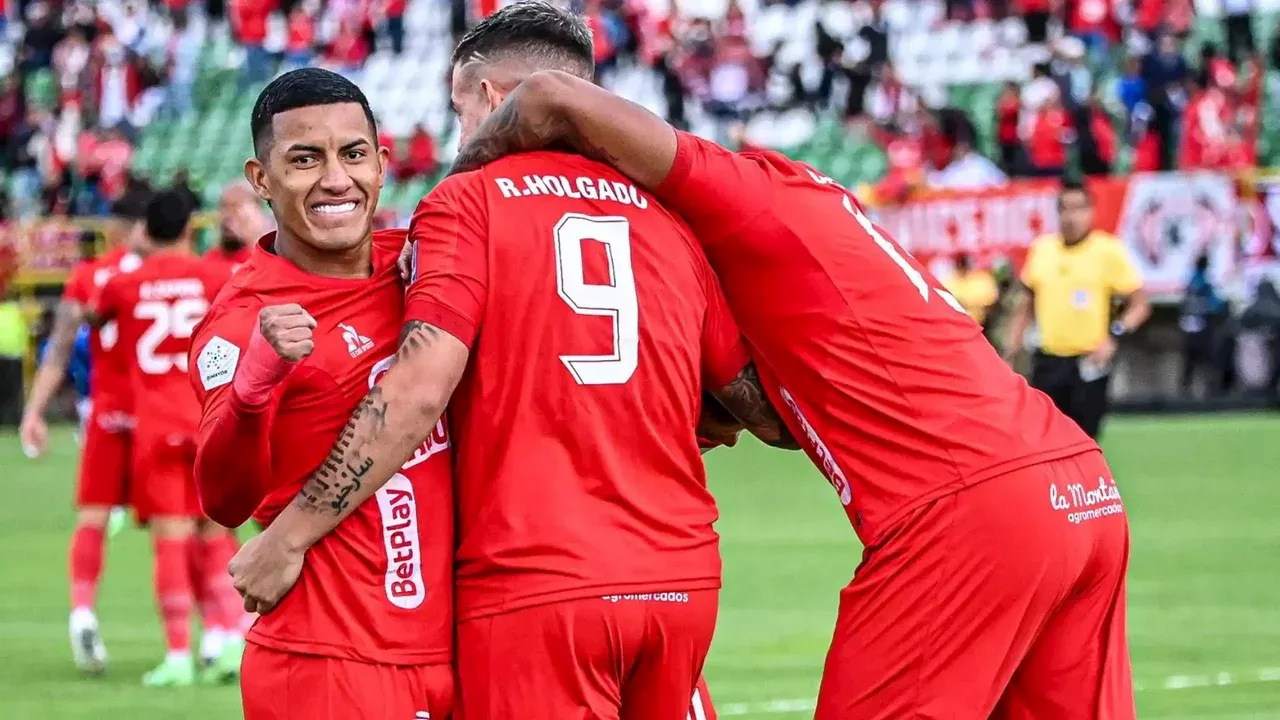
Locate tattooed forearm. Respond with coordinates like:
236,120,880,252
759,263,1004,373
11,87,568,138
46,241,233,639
450,83,567,175
398,320,441,361
711,363,799,449
294,387,388,515
45,301,84,366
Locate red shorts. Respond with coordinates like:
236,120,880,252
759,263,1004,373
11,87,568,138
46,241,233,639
130,429,201,522
458,590,719,720
815,450,1134,720
241,644,454,720
75,415,132,508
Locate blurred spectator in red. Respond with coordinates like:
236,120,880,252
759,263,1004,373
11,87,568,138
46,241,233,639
1079,93,1117,175
1181,64,1233,169
1068,0,1120,67
1025,88,1072,177
995,81,1021,174
230,0,275,88
92,32,143,131
325,2,372,72
284,2,319,70
871,123,926,203
378,126,399,177
925,108,1007,189
399,125,438,180
376,0,407,56
80,127,133,201
586,0,618,82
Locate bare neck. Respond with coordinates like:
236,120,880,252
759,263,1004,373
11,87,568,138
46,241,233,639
274,228,373,279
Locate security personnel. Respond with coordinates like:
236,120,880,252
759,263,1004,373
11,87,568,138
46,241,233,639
1005,180,1151,438
942,253,1000,327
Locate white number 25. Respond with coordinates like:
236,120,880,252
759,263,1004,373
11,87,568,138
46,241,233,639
553,214,639,386
136,298,209,375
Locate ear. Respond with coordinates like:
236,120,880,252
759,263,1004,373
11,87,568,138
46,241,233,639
244,157,273,204
376,144,389,189
480,77,506,112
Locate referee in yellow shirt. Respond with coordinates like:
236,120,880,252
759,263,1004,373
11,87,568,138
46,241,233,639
1005,181,1151,439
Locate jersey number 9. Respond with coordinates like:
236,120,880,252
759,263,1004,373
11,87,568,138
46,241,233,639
553,214,639,386
136,298,209,375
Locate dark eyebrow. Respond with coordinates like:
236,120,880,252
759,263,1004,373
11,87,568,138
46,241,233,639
340,138,371,152
284,143,324,155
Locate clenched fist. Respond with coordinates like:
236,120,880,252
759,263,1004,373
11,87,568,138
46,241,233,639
259,304,316,362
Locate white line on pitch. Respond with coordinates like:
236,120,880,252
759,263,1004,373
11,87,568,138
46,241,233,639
717,667,1280,716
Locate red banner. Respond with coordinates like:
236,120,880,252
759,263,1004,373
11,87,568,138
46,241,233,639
868,173,1243,302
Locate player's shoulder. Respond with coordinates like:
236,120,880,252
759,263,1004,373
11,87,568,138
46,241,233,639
1028,233,1062,254
1088,230,1124,250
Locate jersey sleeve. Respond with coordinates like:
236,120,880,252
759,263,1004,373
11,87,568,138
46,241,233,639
93,273,124,321
403,172,489,348
1106,240,1143,296
190,300,277,527
698,254,750,390
654,131,773,243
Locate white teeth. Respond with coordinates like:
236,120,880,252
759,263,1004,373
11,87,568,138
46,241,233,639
314,202,357,214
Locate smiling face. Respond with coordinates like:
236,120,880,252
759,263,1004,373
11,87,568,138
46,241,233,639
244,102,386,256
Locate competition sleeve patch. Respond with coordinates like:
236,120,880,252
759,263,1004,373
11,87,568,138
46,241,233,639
197,335,241,391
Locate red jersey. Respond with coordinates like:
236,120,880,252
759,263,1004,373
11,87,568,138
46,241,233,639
95,250,230,438
64,245,141,421
405,152,748,621
191,230,452,665
1028,106,1071,169
203,243,253,275
655,132,1095,545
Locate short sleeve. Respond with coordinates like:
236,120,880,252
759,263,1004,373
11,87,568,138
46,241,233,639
654,131,773,243
699,257,749,390
93,274,123,321
1107,240,1143,296
403,173,490,348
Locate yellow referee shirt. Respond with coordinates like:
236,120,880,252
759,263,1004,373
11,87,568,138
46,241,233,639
942,269,999,325
1020,230,1142,357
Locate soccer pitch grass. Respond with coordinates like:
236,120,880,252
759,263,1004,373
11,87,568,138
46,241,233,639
2,415,1279,719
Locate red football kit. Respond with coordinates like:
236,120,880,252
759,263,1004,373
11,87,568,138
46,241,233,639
63,245,140,508
655,132,1134,720
406,152,747,720
190,230,453,720
95,249,229,521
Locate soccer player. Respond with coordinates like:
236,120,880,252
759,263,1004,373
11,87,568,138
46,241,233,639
442,27,1135,720
225,11,789,719
205,180,271,274
19,190,150,675
189,68,455,720
89,190,236,686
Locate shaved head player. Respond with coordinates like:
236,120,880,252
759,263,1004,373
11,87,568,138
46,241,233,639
433,3,1137,718
224,6,791,719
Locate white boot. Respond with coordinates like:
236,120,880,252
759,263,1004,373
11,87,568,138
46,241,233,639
69,607,108,675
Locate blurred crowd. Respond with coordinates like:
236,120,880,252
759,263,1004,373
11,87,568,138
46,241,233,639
0,0,441,224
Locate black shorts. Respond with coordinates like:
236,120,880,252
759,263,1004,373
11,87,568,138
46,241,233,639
1031,350,1110,439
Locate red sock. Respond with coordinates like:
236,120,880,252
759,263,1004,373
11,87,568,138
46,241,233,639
153,537,193,653
213,534,253,635
69,524,106,612
187,538,225,633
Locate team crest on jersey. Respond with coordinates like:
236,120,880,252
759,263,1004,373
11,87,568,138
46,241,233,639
197,336,241,391
340,322,374,358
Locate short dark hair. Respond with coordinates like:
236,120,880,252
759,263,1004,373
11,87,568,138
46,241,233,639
250,68,378,157
451,1,594,80
1059,179,1092,207
145,190,194,245
111,185,153,220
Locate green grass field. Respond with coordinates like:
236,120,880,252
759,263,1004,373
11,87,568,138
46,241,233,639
3,415,1280,718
